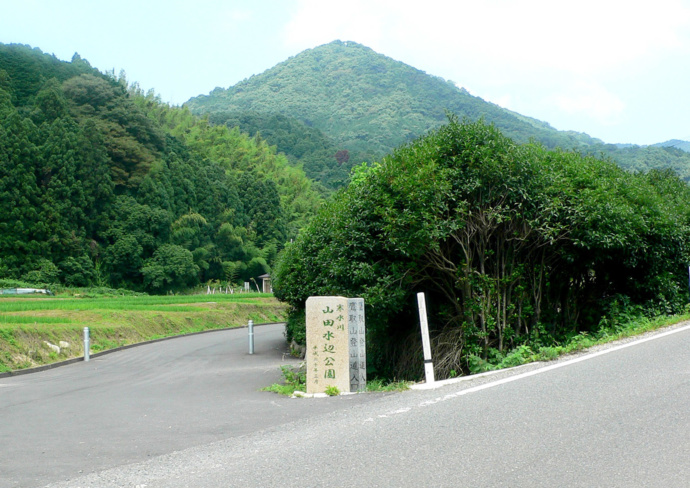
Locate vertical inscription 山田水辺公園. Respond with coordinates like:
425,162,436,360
306,296,366,394
306,296,350,394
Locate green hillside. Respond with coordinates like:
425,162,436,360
0,43,322,292
207,111,355,191
187,40,690,183
654,139,690,152
188,41,601,153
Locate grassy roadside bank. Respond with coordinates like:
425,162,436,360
0,293,288,373
465,312,690,375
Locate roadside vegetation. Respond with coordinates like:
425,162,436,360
264,309,690,395
262,363,412,396
274,117,690,381
466,310,690,374
0,287,286,373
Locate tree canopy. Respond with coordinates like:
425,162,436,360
0,43,322,293
273,118,690,379
207,111,359,191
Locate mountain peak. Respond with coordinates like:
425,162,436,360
186,39,535,155
185,41,690,179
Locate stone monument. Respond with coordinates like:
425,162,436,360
348,297,366,392
306,296,366,394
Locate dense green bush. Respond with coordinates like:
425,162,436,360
274,118,690,379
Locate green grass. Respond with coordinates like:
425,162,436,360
262,365,413,395
366,378,412,392
262,365,306,396
0,292,287,372
0,293,274,313
0,315,74,324
467,312,690,375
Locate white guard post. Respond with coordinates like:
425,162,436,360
83,327,90,362
416,293,435,384
248,320,254,354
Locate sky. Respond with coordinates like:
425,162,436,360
1,0,689,145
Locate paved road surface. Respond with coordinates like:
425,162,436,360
3,322,690,487
0,324,381,488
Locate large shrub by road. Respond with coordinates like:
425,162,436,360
273,118,690,378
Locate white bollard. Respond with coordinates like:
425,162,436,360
83,327,90,362
248,320,254,354
417,293,435,384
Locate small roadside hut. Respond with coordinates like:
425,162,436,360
258,274,272,293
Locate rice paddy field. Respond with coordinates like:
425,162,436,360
0,293,288,373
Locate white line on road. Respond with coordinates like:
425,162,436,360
362,323,690,425
415,322,690,408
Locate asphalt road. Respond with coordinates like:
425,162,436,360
0,324,381,488
3,322,690,487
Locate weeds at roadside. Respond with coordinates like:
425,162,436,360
466,311,690,375
365,378,412,392
262,366,412,396
261,364,306,396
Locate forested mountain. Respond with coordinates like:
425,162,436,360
654,139,690,152
0,43,322,292
206,111,356,191
187,40,690,183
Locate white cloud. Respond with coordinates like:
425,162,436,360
283,2,389,51
549,82,626,126
492,95,514,110
285,0,690,76
282,0,690,142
